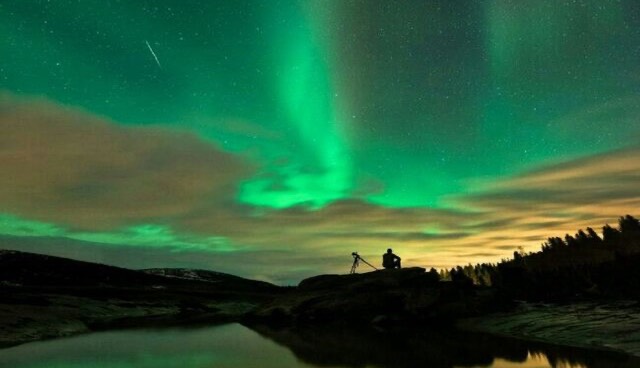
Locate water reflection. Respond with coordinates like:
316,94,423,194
0,324,318,368
0,323,637,368
249,323,640,368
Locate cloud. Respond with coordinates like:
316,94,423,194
0,93,252,230
444,147,640,256
161,146,640,280
224,147,640,278
2,91,639,283
462,147,640,210
179,199,472,244
173,198,483,278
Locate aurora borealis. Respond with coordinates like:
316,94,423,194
1,1,640,284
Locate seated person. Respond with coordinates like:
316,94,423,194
382,248,401,269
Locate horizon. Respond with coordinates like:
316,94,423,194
0,213,635,286
2,1,640,285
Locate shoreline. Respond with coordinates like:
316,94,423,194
458,300,640,358
3,299,640,362
0,285,271,349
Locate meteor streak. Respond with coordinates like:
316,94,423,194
145,40,162,68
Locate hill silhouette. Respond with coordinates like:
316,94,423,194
0,249,166,287
0,249,278,292
142,268,278,292
0,249,282,348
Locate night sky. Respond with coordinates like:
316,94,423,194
2,1,640,284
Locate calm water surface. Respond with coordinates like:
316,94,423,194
0,323,635,368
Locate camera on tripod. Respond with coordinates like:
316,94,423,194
349,251,377,274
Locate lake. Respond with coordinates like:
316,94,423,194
0,323,637,368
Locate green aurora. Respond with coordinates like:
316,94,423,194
1,0,640,283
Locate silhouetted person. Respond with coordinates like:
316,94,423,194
382,248,401,269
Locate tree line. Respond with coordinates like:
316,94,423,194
437,215,640,300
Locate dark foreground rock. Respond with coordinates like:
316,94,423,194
249,267,501,325
0,259,498,348
0,249,282,348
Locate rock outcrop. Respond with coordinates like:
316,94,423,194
249,267,499,325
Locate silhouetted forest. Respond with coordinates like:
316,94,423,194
439,215,640,301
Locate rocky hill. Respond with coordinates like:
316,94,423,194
0,249,282,348
142,268,278,292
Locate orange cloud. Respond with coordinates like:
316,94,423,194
442,147,640,263
181,148,640,276
0,93,252,230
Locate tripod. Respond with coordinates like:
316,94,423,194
350,252,378,274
